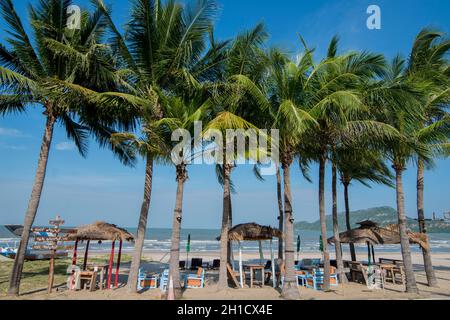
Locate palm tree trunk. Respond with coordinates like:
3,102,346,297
168,164,187,299
227,188,233,264
8,115,56,296
127,154,154,292
343,180,356,261
218,163,233,289
417,159,438,287
332,163,346,283
319,156,331,291
395,166,418,293
281,153,300,300
276,165,284,260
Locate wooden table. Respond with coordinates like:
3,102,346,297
244,265,265,288
86,264,109,290
377,263,397,284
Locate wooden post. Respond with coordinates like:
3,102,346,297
107,241,115,289
258,240,264,266
371,245,376,264
270,239,276,288
367,242,371,266
114,240,123,288
230,241,235,271
48,248,56,294
72,239,79,266
238,241,244,288
83,240,90,270
70,239,79,290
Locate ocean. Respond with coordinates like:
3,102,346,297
1,226,450,254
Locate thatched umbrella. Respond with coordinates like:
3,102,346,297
328,220,429,263
67,222,134,289
220,223,283,288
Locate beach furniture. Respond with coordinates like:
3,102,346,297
137,268,159,290
86,264,108,290
185,267,205,288
211,259,220,270
295,270,308,287
227,263,240,287
190,258,203,270
305,267,338,290
347,261,369,284
245,264,265,288
79,270,97,291
299,258,321,271
160,269,169,291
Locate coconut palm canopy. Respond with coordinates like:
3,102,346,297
66,222,134,242
327,220,429,250
217,223,283,241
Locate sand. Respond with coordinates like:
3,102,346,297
1,251,450,300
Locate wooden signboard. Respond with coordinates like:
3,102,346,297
32,215,66,294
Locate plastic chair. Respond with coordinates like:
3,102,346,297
137,268,159,290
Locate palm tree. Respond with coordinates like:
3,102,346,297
164,96,211,299
227,46,317,299
406,29,449,288
369,55,433,293
0,0,135,295
336,148,394,261
92,0,224,292
305,36,397,288
204,23,270,290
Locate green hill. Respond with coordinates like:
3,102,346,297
294,206,450,233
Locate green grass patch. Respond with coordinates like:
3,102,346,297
0,254,134,297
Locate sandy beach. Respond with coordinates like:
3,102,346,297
1,250,449,300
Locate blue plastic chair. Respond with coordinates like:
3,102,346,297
160,269,170,291
306,268,339,290
137,268,159,290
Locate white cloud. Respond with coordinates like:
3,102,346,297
55,141,75,151
0,127,26,137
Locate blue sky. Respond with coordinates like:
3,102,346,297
0,0,449,228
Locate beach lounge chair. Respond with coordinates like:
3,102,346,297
296,270,308,287
211,259,220,270
160,269,169,291
137,268,159,290
305,267,339,290
190,258,203,270
299,258,321,271
185,267,205,288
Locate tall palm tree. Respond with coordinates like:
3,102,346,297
336,148,394,261
369,55,433,293
204,23,270,290
305,36,397,288
164,96,211,299
228,46,317,299
0,0,135,295
406,29,449,287
92,0,225,292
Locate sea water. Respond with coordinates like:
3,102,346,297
1,226,450,255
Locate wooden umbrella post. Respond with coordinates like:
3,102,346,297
70,239,79,290
238,241,244,288
83,240,90,270
270,239,276,288
258,240,264,266
114,240,123,288
48,249,56,294
107,240,115,289
371,244,376,264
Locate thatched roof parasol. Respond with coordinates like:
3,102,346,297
219,223,283,241
328,221,429,250
66,221,134,242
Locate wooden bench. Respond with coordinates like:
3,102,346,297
346,261,369,285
